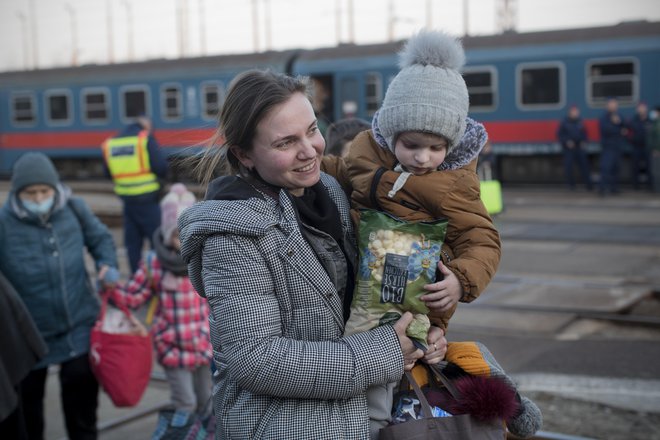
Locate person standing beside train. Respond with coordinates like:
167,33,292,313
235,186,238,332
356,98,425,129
0,152,118,440
102,116,168,273
557,105,594,191
627,102,654,191
648,106,660,193
598,97,628,196
177,69,450,439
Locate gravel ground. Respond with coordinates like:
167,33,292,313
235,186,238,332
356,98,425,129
526,392,660,440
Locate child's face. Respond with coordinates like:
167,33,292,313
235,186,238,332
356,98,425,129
394,132,448,175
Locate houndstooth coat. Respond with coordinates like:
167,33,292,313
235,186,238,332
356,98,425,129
179,173,404,439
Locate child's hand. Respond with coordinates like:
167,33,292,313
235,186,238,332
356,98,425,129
420,261,462,313
423,326,447,365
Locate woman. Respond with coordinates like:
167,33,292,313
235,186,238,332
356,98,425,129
0,152,118,440
179,70,447,439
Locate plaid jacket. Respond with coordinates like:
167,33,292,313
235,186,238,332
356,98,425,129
179,173,404,439
112,252,212,369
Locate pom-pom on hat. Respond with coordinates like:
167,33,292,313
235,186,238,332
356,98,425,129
11,152,60,193
378,30,469,153
445,341,543,439
160,183,196,246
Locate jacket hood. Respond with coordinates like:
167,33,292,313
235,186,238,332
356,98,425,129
204,174,270,202
372,112,488,172
438,117,489,171
180,176,279,242
178,173,348,297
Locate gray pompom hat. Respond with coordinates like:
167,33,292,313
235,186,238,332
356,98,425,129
11,152,60,193
378,30,469,153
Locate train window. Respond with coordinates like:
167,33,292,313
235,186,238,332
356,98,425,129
587,58,638,107
120,85,150,122
44,89,73,126
364,72,383,117
463,66,497,112
516,62,565,110
161,83,183,121
81,88,110,124
10,92,36,126
201,81,224,120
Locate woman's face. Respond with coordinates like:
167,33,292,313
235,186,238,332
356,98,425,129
394,131,448,176
233,92,325,196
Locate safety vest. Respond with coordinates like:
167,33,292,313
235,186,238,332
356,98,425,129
102,130,160,196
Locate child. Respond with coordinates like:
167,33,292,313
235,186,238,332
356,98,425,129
322,30,501,438
110,183,213,425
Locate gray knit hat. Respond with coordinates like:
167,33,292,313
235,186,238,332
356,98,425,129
378,30,469,153
11,152,60,193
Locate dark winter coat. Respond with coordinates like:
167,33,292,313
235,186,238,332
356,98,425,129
628,114,651,149
557,116,588,148
0,185,117,368
0,270,48,420
599,111,628,150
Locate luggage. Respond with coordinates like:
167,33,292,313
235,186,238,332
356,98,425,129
379,362,506,440
89,291,153,407
478,163,503,216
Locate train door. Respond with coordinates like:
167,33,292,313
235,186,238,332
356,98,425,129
336,75,360,120
309,75,334,135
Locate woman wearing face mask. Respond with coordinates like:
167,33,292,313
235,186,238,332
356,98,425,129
178,70,448,439
0,152,118,440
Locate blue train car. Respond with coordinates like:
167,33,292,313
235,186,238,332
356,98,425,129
293,21,660,182
0,50,296,177
1,20,658,183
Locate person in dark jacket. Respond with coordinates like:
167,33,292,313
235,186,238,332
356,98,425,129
627,102,654,190
0,152,118,440
598,97,628,195
102,116,168,273
557,105,593,191
0,270,48,440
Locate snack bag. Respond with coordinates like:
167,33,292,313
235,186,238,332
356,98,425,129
345,209,447,344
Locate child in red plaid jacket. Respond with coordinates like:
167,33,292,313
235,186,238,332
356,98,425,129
111,184,213,417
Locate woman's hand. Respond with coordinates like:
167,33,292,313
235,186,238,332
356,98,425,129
393,312,424,371
423,326,447,365
420,261,462,313
98,265,120,289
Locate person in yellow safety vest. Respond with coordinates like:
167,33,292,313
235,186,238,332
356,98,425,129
102,116,168,274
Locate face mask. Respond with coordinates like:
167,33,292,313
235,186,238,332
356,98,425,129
22,196,54,215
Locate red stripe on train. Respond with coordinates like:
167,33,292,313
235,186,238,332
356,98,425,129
484,119,600,143
0,120,600,148
0,128,215,149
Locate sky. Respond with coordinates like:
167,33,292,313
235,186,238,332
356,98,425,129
1,0,659,73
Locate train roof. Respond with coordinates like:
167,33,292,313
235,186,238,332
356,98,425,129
0,49,299,85
296,20,660,61
0,20,657,82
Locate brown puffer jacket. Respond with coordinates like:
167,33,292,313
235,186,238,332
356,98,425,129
322,130,501,331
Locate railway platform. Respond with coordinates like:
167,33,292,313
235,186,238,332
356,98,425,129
1,181,659,439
